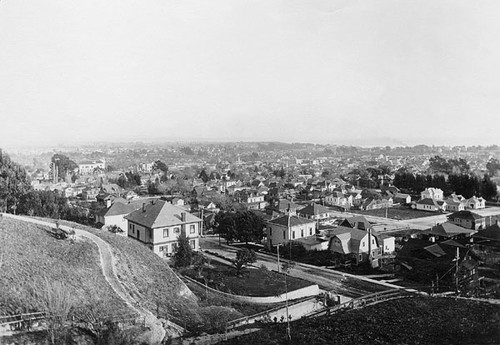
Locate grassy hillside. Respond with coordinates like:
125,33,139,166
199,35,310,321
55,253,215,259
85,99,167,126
0,217,129,316
221,297,500,345
46,219,202,327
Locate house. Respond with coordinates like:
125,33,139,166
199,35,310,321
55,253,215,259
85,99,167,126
266,215,316,248
360,197,393,211
101,184,122,196
447,211,486,230
445,197,466,212
96,201,137,235
393,193,411,205
328,227,379,264
79,160,106,176
297,203,331,220
472,222,500,250
422,222,477,241
82,187,100,201
420,188,444,201
414,198,446,212
266,199,302,216
323,192,352,209
339,216,372,231
466,196,486,210
125,200,202,258
396,238,479,292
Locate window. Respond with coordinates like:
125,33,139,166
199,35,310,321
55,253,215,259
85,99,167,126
174,227,180,234
190,224,196,234
292,231,295,239
309,228,313,235
163,229,169,238
190,240,196,249
362,241,365,247
269,228,272,236
283,230,285,239
301,229,304,237
137,230,140,239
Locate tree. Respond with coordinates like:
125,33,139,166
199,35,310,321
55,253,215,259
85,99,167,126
486,158,500,177
232,248,256,276
235,210,265,244
192,253,210,278
173,230,194,268
482,174,498,200
51,154,78,180
214,211,238,244
199,169,210,183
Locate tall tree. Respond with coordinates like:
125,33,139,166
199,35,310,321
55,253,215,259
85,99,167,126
214,211,238,244
486,158,500,177
173,230,194,268
235,211,265,244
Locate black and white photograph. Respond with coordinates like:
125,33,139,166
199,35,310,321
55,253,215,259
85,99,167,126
1,1,500,344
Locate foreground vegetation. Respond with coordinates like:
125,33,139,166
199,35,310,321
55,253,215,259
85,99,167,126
183,260,311,297
0,217,129,316
221,297,500,345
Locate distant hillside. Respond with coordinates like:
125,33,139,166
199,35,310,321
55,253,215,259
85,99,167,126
220,297,500,345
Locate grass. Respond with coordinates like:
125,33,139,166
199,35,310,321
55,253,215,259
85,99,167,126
221,297,500,345
350,205,442,220
183,278,287,316
0,217,129,317
53,219,201,327
183,260,312,297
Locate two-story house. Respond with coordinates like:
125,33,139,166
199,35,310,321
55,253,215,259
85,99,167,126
266,215,316,249
125,200,202,258
420,188,444,201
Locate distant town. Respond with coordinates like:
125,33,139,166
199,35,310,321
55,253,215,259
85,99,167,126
1,142,500,344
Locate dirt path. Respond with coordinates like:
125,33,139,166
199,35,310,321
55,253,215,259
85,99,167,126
1,213,184,344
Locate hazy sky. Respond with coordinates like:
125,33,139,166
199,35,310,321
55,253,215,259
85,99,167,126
1,0,500,148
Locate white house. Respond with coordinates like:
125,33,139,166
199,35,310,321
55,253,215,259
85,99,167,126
466,196,486,210
420,188,444,201
266,215,316,249
125,200,202,258
78,160,106,176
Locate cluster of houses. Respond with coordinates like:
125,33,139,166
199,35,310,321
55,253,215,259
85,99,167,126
264,201,395,266
413,187,486,213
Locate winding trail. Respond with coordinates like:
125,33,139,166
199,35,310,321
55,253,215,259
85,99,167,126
2,213,185,344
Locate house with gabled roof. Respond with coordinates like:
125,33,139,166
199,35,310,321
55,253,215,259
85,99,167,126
420,187,444,201
125,200,202,258
422,222,477,241
414,198,446,212
265,215,316,249
466,196,486,210
328,227,379,264
447,210,486,230
297,203,331,220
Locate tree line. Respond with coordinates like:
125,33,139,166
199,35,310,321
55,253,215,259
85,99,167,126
393,170,497,200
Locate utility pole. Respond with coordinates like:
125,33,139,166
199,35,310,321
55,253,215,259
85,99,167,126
455,247,460,297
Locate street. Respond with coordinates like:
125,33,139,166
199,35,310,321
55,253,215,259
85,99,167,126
200,237,403,298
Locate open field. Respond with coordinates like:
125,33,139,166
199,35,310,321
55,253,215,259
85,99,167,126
220,297,500,345
349,206,442,220
0,217,130,316
183,260,311,297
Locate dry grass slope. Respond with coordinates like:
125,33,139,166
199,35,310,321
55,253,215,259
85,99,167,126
56,219,201,327
0,217,129,316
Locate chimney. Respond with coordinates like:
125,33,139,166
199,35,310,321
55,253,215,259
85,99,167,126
181,212,186,222
142,203,146,212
